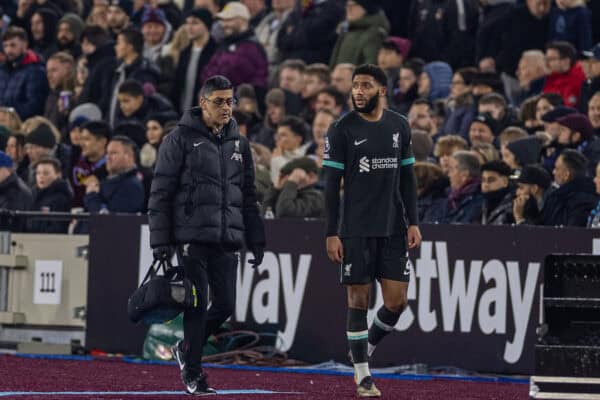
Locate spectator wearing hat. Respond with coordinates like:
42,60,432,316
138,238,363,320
24,123,60,186
29,7,59,61
107,0,133,37
270,116,308,184
555,112,600,176
0,151,32,229
440,150,483,224
329,0,390,67
114,79,177,132
5,133,29,182
377,36,410,91
78,27,118,113
44,52,76,135
440,67,477,138
580,44,600,114
418,61,452,103
254,0,295,67
201,2,268,92
502,136,543,172
548,0,592,53
543,41,586,108
71,121,109,207
469,113,498,147
56,13,84,59
28,157,73,233
513,164,554,225
277,0,344,64
84,135,145,214
480,160,514,225
0,27,49,120
142,8,173,64
263,156,324,218
173,8,217,113
589,92,600,136
543,149,598,227
109,28,161,128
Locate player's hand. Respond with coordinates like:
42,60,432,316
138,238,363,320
407,225,422,249
326,236,343,263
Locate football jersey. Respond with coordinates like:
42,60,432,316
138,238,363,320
323,109,414,237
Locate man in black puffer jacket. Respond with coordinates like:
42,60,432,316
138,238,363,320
148,76,265,396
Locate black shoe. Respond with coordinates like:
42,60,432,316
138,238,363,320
182,369,217,396
171,341,185,371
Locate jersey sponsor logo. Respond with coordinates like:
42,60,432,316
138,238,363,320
393,133,399,148
344,263,352,276
354,139,368,146
359,156,397,173
359,156,370,173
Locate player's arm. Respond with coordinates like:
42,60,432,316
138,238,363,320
323,123,346,263
399,119,422,249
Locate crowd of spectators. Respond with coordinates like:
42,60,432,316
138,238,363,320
0,0,599,233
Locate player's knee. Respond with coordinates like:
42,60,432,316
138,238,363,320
348,293,369,309
385,296,408,314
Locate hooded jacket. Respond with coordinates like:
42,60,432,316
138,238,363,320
0,50,49,119
29,178,73,233
329,12,390,67
31,7,59,61
148,108,265,250
78,43,118,113
423,61,452,102
542,175,598,227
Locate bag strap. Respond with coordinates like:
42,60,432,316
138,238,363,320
140,259,160,286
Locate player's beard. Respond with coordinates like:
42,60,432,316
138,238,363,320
352,93,380,114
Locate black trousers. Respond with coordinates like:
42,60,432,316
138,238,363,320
177,243,238,372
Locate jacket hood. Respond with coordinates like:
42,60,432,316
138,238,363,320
178,107,241,141
32,7,60,49
424,61,452,102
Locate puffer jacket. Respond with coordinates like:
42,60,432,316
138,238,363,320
148,108,265,250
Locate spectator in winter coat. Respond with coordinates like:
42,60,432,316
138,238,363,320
84,135,145,214
502,136,543,171
107,0,133,38
478,92,521,134
277,0,344,65
440,67,477,138
0,151,32,230
543,149,597,226
329,0,390,67
589,92,600,135
141,8,173,64
263,157,324,218
109,28,161,128
414,161,449,223
29,7,59,61
201,2,268,91
480,160,515,225
440,150,483,224
78,26,118,114
469,113,498,146
71,121,109,208
418,61,452,103
555,112,600,176
580,44,600,114
0,27,49,120
513,163,554,225
254,0,295,67
44,52,76,135
548,0,592,52
543,41,586,108
29,157,73,233
515,50,548,106
114,80,177,130
55,13,84,59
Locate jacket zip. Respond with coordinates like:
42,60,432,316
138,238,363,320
218,139,227,242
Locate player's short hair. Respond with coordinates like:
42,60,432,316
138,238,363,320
453,150,481,178
118,80,145,97
353,64,387,87
199,75,233,98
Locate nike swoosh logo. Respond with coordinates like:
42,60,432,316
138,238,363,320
193,141,204,147
354,139,367,146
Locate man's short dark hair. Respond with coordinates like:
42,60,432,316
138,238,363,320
199,75,233,98
546,41,577,67
119,28,144,55
81,26,111,48
2,26,27,42
453,150,481,178
317,86,345,107
560,149,588,178
412,98,432,109
280,59,306,74
34,156,62,173
118,80,144,97
353,64,388,87
401,59,424,78
81,120,111,140
538,92,564,107
278,116,307,141
479,92,507,109
110,135,138,156
305,63,331,84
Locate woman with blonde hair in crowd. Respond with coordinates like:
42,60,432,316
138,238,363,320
0,107,23,133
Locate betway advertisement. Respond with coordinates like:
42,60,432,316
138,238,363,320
86,216,600,374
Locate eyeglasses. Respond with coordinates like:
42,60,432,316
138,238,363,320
203,97,238,107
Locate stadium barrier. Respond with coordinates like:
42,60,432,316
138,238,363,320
85,215,600,375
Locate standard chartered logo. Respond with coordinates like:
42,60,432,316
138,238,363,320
359,156,397,173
